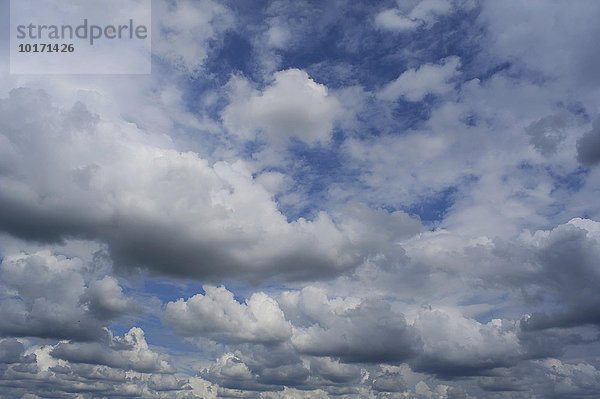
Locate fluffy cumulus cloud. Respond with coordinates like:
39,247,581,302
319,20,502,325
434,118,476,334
81,276,137,320
0,250,131,341
164,286,292,344
222,69,342,145
0,88,417,282
2,0,600,397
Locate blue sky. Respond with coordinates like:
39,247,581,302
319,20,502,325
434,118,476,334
1,0,600,398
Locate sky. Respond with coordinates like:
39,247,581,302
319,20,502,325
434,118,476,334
1,0,600,398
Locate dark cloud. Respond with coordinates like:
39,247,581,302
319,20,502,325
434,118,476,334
527,221,600,329
0,250,134,342
525,112,571,156
292,299,422,363
0,339,34,365
80,276,138,320
0,88,421,284
369,370,407,393
478,359,600,399
577,117,600,166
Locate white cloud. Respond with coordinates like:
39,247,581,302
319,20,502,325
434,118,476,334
265,18,292,49
164,286,292,344
374,9,422,32
222,69,343,145
479,0,600,89
374,0,454,32
260,387,330,399
153,0,234,73
378,56,461,102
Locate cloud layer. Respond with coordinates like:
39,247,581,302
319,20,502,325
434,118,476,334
1,0,600,397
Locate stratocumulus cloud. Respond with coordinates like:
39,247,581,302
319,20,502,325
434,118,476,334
1,0,600,398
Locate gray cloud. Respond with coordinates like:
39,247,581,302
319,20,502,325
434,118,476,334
291,298,422,364
0,88,420,284
525,112,571,156
0,339,33,365
0,250,114,341
577,117,600,166
478,358,600,399
51,327,174,373
1,0,600,397
81,276,138,320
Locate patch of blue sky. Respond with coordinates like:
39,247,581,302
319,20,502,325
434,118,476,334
207,1,483,91
471,61,512,82
280,137,359,218
142,278,205,303
512,162,588,196
109,278,205,360
548,166,589,193
390,95,437,131
169,2,494,227
405,185,459,226
204,30,255,81
280,8,480,91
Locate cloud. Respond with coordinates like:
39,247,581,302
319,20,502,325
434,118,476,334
577,117,600,166
411,310,522,377
0,88,419,283
260,387,330,399
0,339,33,365
222,69,343,145
202,352,265,391
264,18,292,49
0,250,129,341
378,57,461,102
81,276,138,320
369,368,407,393
374,9,422,32
479,0,600,89
517,218,600,329
153,0,234,73
163,286,292,344
479,358,600,398
525,111,572,156
291,296,422,363
0,340,213,398
51,327,173,373
374,0,454,32
1,0,600,397
308,357,362,384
